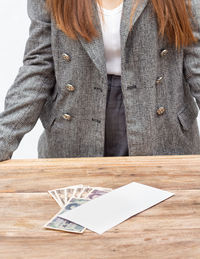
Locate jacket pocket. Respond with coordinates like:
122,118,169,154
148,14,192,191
42,114,56,131
40,89,58,130
177,100,199,131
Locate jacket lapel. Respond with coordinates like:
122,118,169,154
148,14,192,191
120,0,149,51
77,0,149,79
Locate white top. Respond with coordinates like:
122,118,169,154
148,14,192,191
97,2,123,75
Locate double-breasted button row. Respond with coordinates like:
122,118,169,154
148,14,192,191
62,53,71,62
155,49,167,116
156,49,167,85
62,46,74,118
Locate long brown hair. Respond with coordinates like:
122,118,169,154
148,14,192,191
45,0,198,50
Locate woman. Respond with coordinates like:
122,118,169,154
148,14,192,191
0,0,199,161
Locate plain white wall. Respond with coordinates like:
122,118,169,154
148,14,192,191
0,1,200,159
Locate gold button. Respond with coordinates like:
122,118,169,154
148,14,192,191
62,53,71,61
156,76,163,84
157,107,165,115
160,49,168,57
66,83,75,92
62,113,72,120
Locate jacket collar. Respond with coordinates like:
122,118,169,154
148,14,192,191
77,0,149,79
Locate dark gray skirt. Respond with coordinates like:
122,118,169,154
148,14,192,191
104,74,129,156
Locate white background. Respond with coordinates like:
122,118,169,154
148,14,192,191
0,0,42,159
0,1,199,159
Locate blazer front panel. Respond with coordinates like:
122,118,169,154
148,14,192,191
0,0,200,161
39,0,200,157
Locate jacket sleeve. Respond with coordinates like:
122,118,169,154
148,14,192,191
183,0,200,109
0,0,56,161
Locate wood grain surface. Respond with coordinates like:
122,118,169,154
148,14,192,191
0,155,200,259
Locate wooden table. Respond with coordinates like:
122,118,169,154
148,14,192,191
0,155,200,259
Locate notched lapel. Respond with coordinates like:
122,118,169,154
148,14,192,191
120,0,149,51
77,1,107,80
77,0,149,79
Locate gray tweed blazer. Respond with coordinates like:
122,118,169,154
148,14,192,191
0,0,200,161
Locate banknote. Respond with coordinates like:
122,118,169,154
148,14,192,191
76,186,94,199
44,198,90,233
48,185,83,207
48,185,113,208
65,187,78,203
73,186,86,199
48,190,63,208
55,189,65,205
87,189,111,200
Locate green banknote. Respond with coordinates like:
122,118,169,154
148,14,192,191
44,198,90,233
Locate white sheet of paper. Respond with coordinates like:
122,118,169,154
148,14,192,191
59,181,174,234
